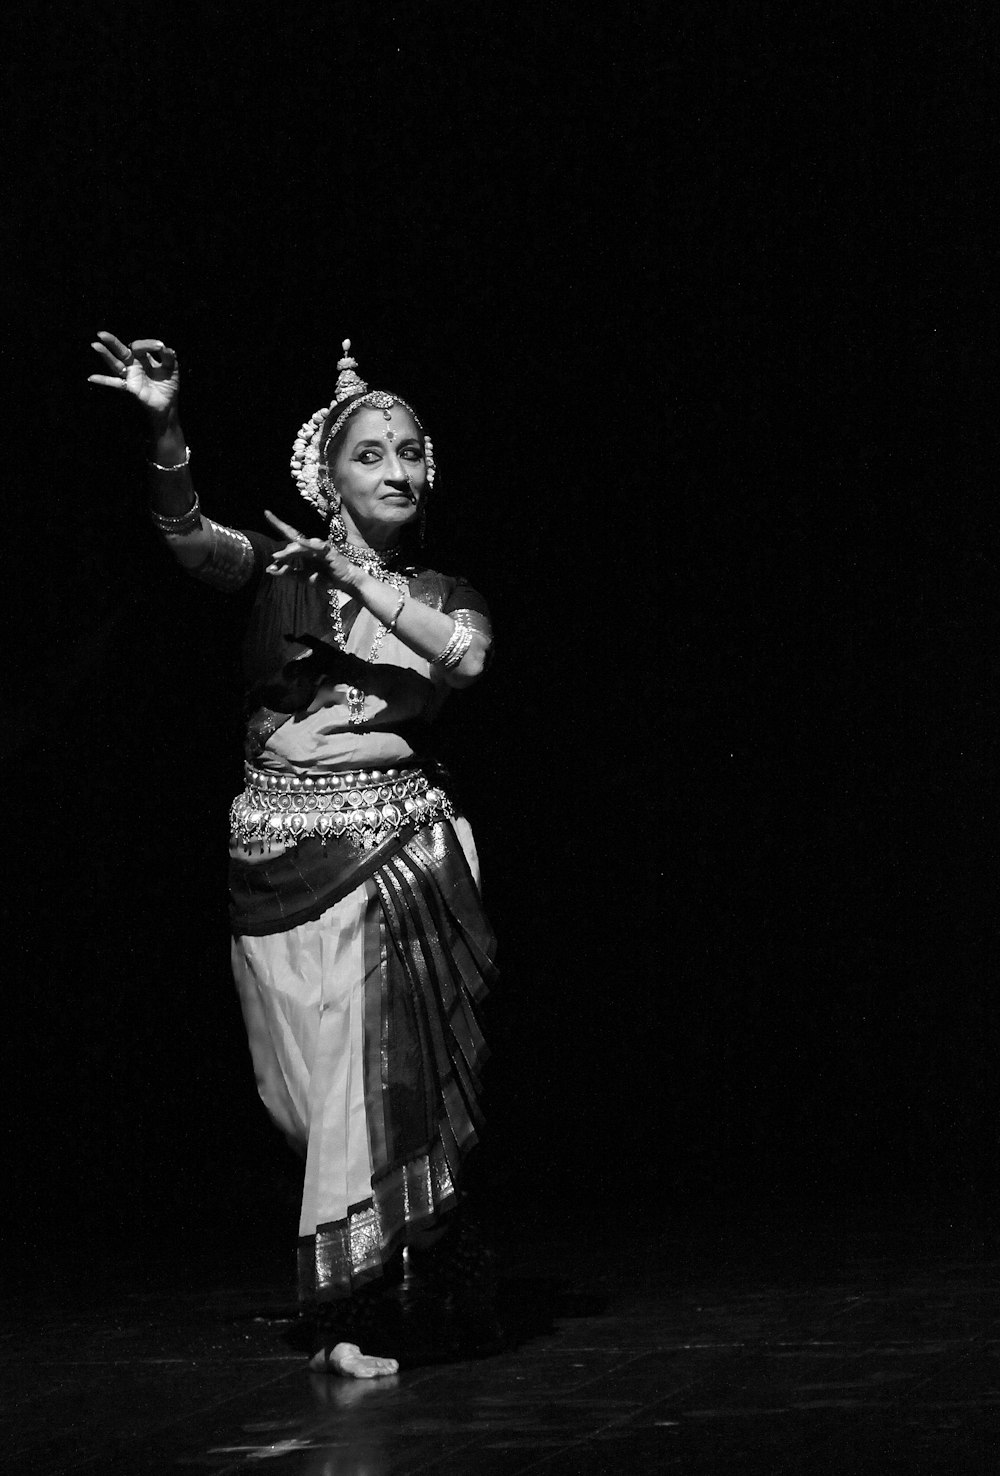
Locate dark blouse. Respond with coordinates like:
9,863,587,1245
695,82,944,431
195,526,491,772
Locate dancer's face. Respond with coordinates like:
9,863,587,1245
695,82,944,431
331,407,426,546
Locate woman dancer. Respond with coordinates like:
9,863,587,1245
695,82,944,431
89,331,498,1377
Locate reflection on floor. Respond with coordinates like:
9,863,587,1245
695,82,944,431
5,1203,1000,1474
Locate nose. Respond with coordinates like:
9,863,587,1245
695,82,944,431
382,451,409,489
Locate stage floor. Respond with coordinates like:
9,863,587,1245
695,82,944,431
5,1203,1000,1474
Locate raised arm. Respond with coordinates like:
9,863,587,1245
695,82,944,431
89,332,242,578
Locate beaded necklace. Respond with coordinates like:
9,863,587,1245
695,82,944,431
326,539,410,727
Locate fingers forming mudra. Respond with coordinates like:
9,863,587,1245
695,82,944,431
264,509,330,578
88,331,177,391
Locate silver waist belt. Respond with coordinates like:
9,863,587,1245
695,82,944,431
229,763,454,851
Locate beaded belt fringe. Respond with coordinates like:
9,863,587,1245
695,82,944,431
229,763,455,852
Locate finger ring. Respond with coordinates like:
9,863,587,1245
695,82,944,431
118,365,128,378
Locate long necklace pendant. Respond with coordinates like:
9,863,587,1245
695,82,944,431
367,571,410,667
347,685,366,727
328,571,410,728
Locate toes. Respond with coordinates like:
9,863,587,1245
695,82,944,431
349,1354,399,1379
314,1342,398,1379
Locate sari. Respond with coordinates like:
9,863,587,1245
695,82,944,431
198,527,497,1305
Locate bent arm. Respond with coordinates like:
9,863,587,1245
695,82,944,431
350,571,491,687
89,331,255,592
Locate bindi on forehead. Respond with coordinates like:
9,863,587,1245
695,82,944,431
347,407,417,449
383,409,415,444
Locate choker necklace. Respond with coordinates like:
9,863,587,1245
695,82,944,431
331,539,404,582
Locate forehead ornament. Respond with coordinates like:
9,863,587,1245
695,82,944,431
290,340,436,518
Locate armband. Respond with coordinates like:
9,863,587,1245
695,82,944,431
188,520,255,592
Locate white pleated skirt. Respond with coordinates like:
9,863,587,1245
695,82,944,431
231,818,482,1259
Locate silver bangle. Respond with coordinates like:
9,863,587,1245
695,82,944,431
433,619,474,671
148,445,192,472
151,491,201,536
385,594,407,633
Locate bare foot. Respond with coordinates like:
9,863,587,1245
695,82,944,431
309,1341,399,1378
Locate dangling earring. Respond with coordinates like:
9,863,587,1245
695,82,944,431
420,434,434,547
328,491,348,548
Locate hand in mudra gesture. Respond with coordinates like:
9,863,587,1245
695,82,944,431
264,511,358,593
88,331,180,417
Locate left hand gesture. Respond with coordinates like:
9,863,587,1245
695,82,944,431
264,511,357,591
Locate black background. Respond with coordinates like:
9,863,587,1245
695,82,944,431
3,2,994,1286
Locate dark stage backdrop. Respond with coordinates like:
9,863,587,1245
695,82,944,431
3,3,994,1282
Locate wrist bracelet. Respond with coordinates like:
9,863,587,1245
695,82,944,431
433,618,474,671
148,445,192,472
385,594,407,633
151,491,202,537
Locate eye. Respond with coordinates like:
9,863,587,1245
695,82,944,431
356,449,382,464
401,447,424,461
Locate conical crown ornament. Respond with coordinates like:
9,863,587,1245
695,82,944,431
290,337,436,520
333,339,367,402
